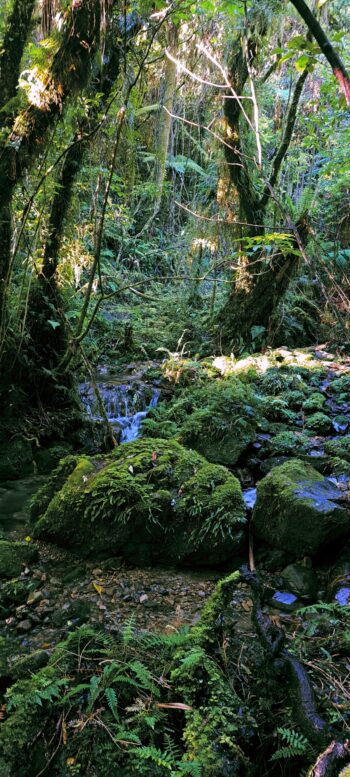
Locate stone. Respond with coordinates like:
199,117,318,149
31,439,247,567
252,459,350,557
281,561,318,600
27,590,44,606
16,619,32,633
0,541,38,578
11,649,50,680
304,412,333,434
302,393,326,413
270,591,300,611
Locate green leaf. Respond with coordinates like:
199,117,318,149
47,319,60,330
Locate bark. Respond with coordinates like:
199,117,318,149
308,740,350,776
220,15,310,346
223,13,266,232
154,24,178,209
139,22,178,233
0,0,36,111
41,23,122,280
289,0,350,106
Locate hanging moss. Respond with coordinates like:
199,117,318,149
31,439,246,566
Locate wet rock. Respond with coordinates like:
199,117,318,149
252,459,350,557
327,560,350,606
270,591,300,611
281,561,318,600
27,590,44,606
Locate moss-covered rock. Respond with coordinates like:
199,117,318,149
324,436,350,462
0,542,38,578
252,459,350,557
328,375,350,401
267,431,311,457
10,650,50,680
142,377,260,467
282,389,307,410
302,392,326,413
31,439,246,566
304,412,332,434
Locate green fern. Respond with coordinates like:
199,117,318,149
105,687,119,721
271,727,310,761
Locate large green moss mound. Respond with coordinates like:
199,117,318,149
142,377,260,467
252,459,350,557
31,439,246,565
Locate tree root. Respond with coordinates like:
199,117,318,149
307,739,350,776
240,566,346,762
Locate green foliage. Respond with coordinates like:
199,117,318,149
0,575,255,777
143,373,261,467
271,727,310,761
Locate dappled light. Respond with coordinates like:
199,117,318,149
0,0,349,775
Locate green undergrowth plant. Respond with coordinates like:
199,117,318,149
0,574,255,777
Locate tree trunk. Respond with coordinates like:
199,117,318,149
289,0,350,106
0,0,100,333
219,13,310,348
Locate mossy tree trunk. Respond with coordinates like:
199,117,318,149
0,0,101,341
219,13,310,348
0,0,37,331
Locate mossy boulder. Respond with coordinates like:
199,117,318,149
143,378,260,467
304,412,332,434
324,436,350,462
31,439,246,566
328,375,350,401
0,542,38,578
252,459,350,557
267,431,311,457
302,392,326,413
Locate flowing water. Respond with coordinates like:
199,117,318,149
79,367,160,442
0,369,159,534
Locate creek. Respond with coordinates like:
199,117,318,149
0,366,160,534
79,365,160,442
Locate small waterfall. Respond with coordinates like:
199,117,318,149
80,375,160,442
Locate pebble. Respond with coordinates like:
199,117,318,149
17,619,32,632
27,590,44,606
